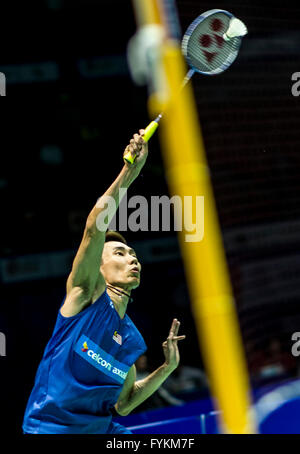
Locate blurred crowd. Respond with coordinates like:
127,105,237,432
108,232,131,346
131,336,300,414
246,337,299,386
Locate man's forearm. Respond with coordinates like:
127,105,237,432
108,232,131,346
118,364,175,416
86,164,137,233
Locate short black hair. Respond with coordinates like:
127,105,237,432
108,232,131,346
105,230,127,245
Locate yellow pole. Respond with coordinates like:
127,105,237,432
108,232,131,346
132,0,161,26
131,0,256,434
159,43,255,434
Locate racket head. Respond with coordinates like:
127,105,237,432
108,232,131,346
182,9,243,76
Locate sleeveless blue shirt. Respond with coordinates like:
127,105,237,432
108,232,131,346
22,290,147,434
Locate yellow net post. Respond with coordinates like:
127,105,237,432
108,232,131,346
131,0,257,434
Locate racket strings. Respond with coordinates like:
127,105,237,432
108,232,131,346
184,13,242,75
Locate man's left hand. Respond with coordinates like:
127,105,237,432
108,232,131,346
162,319,186,372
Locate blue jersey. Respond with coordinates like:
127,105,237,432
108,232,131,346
22,290,147,434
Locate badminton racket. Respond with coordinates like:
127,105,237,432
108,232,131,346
124,8,248,164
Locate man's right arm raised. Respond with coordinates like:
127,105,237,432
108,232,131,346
61,131,148,317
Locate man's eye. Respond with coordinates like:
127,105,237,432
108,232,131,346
116,252,123,256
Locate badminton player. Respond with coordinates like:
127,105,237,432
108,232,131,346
22,130,185,434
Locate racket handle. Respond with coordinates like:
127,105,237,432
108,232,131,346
123,114,162,164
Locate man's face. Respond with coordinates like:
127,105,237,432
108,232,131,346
100,241,141,290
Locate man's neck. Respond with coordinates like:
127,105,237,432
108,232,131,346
106,285,130,319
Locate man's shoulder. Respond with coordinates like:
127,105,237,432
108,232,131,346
124,315,147,348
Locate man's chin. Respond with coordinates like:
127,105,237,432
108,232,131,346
128,277,140,290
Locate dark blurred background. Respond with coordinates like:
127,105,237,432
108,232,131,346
1,0,300,436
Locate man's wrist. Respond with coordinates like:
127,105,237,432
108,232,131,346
121,164,139,186
161,362,177,375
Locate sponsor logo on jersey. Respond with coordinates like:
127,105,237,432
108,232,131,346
113,331,122,345
81,341,89,352
75,335,129,384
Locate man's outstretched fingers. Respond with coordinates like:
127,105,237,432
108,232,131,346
174,320,180,337
169,319,177,337
173,335,185,341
